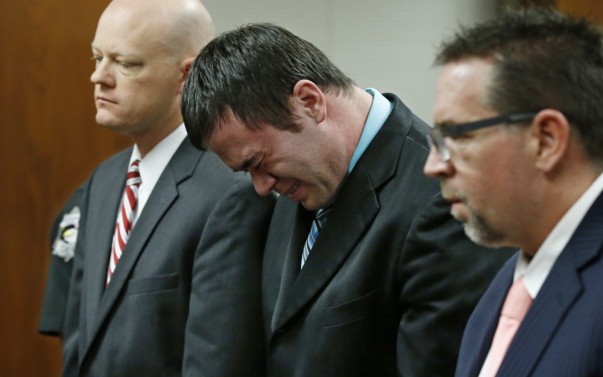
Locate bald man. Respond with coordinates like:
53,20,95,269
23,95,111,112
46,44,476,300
57,1,274,376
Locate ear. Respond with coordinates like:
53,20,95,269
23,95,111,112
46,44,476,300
177,56,196,94
530,109,570,172
291,80,326,123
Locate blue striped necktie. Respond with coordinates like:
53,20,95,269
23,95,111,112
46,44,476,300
301,208,330,269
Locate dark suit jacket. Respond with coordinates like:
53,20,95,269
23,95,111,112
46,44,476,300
262,94,514,377
39,185,84,336
455,190,603,377
62,138,274,377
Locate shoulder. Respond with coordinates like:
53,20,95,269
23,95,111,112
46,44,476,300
384,93,432,140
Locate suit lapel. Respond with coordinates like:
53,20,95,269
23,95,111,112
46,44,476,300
270,204,314,331
500,190,603,376
271,96,413,333
83,139,202,357
83,149,130,340
272,167,380,332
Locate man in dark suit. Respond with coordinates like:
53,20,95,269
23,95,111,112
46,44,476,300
181,23,513,377
58,0,274,376
424,8,603,377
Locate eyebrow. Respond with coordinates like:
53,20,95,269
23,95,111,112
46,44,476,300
90,45,140,60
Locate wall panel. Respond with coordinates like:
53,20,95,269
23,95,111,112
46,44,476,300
557,0,603,25
0,1,128,376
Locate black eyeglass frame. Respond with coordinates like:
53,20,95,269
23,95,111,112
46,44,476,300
427,112,538,161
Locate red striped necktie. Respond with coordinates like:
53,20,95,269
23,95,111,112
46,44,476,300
106,160,142,285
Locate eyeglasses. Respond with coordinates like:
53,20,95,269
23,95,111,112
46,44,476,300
426,112,538,161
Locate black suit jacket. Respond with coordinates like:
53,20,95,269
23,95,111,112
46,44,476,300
262,94,514,377
62,138,274,377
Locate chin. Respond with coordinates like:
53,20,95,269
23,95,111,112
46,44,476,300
463,219,506,248
299,184,337,210
95,113,114,127
300,195,324,211
450,208,468,224
95,115,125,130
300,200,318,211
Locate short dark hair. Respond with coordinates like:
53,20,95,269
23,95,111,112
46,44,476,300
435,7,603,166
181,22,354,149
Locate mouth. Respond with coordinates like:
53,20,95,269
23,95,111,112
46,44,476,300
284,181,300,198
441,186,461,204
442,194,467,222
443,195,461,204
96,95,116,105
441,192,465,212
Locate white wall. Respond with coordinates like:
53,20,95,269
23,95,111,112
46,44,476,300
202,0,499,123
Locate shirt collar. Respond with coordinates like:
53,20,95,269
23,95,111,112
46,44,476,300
130,123,187,215
347,88,393,173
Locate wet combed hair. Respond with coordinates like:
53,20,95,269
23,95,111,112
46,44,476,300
181,22,354,149
435,7,603,166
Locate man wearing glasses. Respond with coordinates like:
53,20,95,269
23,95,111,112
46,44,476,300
425,8,603,377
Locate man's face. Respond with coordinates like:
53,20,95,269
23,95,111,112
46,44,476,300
90,7,183,136
207,106,349,211
424,58,533,248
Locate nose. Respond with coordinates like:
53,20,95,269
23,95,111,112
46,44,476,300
90,60,114,86
423,148,453,178
249,169,277,196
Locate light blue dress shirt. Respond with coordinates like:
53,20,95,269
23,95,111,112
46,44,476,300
348,88,393,173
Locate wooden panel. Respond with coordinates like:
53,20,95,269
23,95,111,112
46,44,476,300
516,0,556,7
557,0,603,25
0,1,129,376
506,0,603,26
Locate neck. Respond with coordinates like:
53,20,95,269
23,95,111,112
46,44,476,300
521,162,600,256
130,120,181,158
329,87,374,162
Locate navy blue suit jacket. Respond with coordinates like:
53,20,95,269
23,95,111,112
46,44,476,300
456,190,603,377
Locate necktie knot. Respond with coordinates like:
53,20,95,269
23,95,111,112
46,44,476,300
301,207,331,268
126,160,142,187
500,277,532,320
314,208,330,231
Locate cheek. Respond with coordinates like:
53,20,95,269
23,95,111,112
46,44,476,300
125,74,176,99
316,144,347,179
471,160,520,208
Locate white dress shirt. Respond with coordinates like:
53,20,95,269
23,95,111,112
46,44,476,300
126,123,187,228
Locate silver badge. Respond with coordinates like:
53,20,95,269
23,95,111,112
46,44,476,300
51,206,80,262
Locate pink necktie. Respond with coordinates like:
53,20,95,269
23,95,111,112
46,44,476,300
106,160,142,285
484,277,533,377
